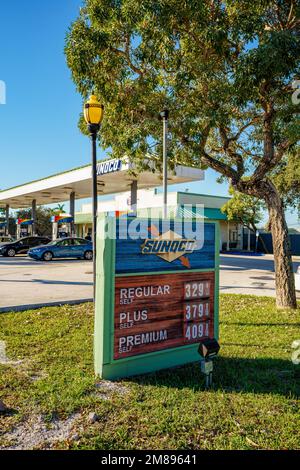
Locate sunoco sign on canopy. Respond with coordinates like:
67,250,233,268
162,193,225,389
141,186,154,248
96,159,122,176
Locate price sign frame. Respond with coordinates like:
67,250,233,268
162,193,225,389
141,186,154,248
94,215,220,380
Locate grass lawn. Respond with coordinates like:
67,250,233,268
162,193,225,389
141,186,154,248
0,294,299,450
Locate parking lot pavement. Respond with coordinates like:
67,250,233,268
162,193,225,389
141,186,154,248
220,253,300,297
0,253,299,312
0,256,93,311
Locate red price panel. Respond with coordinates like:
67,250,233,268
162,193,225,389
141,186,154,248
114,272,215,359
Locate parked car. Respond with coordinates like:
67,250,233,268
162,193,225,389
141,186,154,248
0,236,51,257
27,237,93,261
0,235,14,243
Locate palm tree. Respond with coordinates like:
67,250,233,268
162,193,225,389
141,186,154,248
50,204,66,215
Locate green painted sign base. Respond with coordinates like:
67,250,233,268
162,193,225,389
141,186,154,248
98,344,201,380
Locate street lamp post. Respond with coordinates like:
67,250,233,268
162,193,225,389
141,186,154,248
159,109,169,219
84,95,104,301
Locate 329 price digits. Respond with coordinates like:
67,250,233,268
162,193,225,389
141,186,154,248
184,281,210,299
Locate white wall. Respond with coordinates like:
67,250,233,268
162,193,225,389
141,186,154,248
79,189,178,214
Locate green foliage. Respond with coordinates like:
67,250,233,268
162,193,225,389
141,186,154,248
1,296,299,449
50,204,66,215
222,187,264,232
273,146,300,216
65,1,299,306
16,206,53,237
65,0,300,179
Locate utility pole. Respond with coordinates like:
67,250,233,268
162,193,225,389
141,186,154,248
159,109,169,219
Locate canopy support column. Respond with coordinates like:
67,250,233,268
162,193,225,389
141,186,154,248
32,199,37,236
70,191,75,237
5,205,9,236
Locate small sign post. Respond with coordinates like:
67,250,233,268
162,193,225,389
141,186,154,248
94,214,219,380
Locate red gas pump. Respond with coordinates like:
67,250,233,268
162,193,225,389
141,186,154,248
51,215,75,240
16,218,34,239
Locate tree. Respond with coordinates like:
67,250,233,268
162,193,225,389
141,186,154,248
273,146,300,217
65,0,300,308
51,204,66,215
16,207,52,237
221,188,264,234
221,187,270,253
0,207,15,237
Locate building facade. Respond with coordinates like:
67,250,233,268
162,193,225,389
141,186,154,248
75,189,243,252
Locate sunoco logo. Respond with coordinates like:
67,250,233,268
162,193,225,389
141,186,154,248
96,159,122,176
141,226,196,268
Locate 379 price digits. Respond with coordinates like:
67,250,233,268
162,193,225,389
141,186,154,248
184,301,210,320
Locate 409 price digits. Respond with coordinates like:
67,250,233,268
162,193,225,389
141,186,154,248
185,321,209,341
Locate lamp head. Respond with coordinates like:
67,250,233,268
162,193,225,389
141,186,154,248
198,338,220,360
159,109,169,121
84,94,104,126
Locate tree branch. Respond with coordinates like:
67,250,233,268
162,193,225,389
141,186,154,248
110,42,144,76
218,126,245,176
201,150,239,181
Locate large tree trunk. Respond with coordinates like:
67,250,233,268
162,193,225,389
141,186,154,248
236,178,297,309
265,184,297,309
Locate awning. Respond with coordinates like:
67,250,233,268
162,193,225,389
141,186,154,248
178,206,227,220
0,158,204,209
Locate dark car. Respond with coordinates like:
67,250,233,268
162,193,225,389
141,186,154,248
28,237,93,261
0,236,51,257
0,235,14,243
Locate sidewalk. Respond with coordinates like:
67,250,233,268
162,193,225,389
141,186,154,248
1,254,299,313
220,254,300,297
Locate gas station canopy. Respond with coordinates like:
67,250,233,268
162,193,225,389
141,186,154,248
0,157,204,209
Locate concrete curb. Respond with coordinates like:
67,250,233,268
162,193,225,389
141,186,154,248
0,298,93,314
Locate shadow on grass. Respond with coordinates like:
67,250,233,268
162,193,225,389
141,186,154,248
127,357,300,397
0,408,18,417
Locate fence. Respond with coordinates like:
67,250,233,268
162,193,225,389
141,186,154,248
243,233,300,256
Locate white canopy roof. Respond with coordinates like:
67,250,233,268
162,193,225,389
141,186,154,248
0,158,204,209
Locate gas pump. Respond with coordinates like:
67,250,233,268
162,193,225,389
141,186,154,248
0,221,7,238
51,215,74,240
16,218,34,239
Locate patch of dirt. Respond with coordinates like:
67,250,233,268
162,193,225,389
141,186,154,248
1,413,83,450
0,341,23,366
29,371,48,382
0,340,47,382
95,380,129,400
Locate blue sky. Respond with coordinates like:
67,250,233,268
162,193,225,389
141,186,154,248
0,1,298,227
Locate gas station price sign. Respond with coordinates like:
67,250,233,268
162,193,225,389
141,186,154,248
114,272,215,359
94,216,219,380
